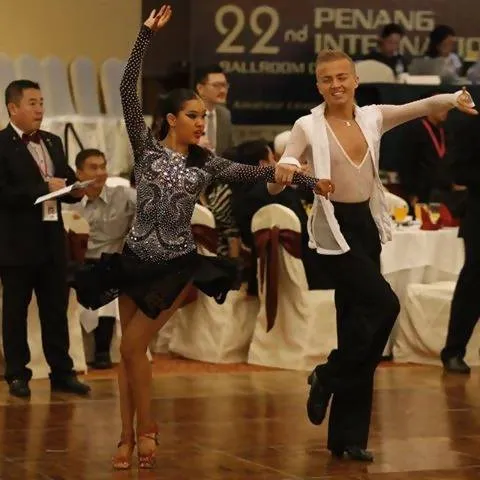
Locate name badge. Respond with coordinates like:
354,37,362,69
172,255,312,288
42,200,59,222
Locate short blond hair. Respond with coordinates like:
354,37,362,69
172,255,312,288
315,49,355,70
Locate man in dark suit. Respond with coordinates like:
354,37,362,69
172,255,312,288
195,65,234,156
399,93,466,216
441,114,480,374
0,80,91,397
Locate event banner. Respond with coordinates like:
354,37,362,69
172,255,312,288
190,0,480,124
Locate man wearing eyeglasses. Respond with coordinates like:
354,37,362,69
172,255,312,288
195,65,234,156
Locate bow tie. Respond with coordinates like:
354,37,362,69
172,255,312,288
22,132,41,144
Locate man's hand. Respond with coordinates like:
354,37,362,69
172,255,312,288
314,179,335,198
47,178,66,193
274,163,301,185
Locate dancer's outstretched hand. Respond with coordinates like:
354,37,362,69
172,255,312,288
314,179,335,199
144,5,172,32
457,87,478,115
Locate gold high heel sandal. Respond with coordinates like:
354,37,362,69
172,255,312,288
112,434,136,470
137,425,159,469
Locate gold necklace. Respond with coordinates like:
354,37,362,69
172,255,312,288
327,115,354,127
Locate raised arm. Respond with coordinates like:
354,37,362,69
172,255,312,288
120,6,172,159
380,89,477,134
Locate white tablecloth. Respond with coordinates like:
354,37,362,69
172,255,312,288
382,225,464,276
381,225,464,355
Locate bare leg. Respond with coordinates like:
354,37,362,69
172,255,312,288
120,283,193,465
112,294,138,468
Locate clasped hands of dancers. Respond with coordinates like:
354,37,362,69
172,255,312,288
72,4,477,470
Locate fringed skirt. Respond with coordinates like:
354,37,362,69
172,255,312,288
72,245,240,319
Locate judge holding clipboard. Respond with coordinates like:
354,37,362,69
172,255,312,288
0,79,90,398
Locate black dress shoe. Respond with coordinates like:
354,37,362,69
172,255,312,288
9,379,31,398
443,356,471,374
306,370,331,425
92,352,113,370
331,446,374,462
51,376,91,395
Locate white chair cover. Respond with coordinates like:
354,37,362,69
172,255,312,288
400,74,442,85
15,55,53,115
355,60,396,83
62,210,89,234
106,176,131,188
0,53,15,128
247,204,337,370
393,281,480,366
100,58,126,116
41,56,76,116
80,300,122,364
69,56,102,116
167,204,259,363
14,54,42,83
42,116,132,175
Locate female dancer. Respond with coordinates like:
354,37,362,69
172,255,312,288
74,5,332,470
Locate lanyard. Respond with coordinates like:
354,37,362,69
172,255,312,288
421,119,446,159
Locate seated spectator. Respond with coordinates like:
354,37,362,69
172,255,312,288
466,51,480,84
200,146,241,258
231,139,332,290
364,23,408,76
70,149,136,368
425,25,462,82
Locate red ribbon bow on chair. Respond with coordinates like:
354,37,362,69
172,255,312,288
66,230,89,263
191,224,218,254
254,227,302,332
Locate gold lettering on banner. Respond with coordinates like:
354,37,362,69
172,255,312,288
314,34,378,54
220,60,306,74
313,8,434,31
215,4,280,54
211,3,479,61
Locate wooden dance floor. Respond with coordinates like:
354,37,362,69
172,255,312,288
1,356,480,479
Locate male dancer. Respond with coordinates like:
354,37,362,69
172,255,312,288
271,49,476,461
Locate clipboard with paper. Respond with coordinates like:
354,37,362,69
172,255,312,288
34,180,95,205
